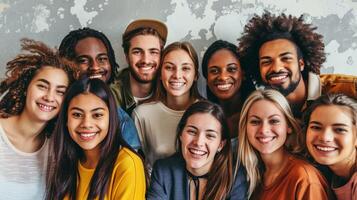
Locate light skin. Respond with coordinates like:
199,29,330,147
246,99,292,186
180,113,225,176
161,49,196,110
259,39,306,111
207,49,244,117
306,105,357,179
126,35,161,98
0,66,69,153
74,37,111,82
67,93,109,169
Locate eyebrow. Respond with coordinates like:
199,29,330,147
37,79,67,89
70,107,105,112
249,114,281,118
260,51,294,60
186,125,218,133
310,121,349,127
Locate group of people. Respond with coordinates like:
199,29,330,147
0,11,356,200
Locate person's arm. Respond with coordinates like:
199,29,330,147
111,149,146,199
227,165,248,200
146,160,168,200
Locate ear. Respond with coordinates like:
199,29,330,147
287,127,293,134
218,140,226,152
298,59,305,71
125,53,130,64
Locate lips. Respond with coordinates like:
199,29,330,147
89,70,107,80
314,145,338,152
137,63,156,72
77,131,98,141
217,83,233,91
256,136,275,144
37,103,56,112
267,72,289,85
169,81,186,89
188,147,207,158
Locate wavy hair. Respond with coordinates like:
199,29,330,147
176,100,233,200
238,11,326,84
45,78,136,200
237,89,302,198
0,38,74,132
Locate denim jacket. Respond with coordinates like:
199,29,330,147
117,107,141,150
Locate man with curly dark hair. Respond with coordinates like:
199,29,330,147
238,12,357,117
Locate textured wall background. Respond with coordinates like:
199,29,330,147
1,0,356,93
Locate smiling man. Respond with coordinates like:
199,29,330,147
111,19,167,115
239,12,357,118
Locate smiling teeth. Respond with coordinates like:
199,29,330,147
217,84,232,91
270,75,287,81
80,133,96,138
140,66,153,71
258,137,274,143
38,103,55,112
316,146,336,152
170,82,185,88
189,148,206,156
90,74,103,79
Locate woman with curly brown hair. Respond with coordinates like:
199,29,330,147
238,11,357,118
0,38,74,199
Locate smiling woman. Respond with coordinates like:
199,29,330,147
46,78,146,200
147,100,247,200
0,38,74,200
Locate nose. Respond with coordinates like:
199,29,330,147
319,128,334,142
218,69,229,81
89,60,100,71
173,68,183,79
140,52,150,64
194,133,205,146
43,89,55,102
271,59,283,72
80,115,93,128
259,121,270,134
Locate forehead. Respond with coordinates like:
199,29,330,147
163,49,192,63
208,49,239,65
310,105,354,125
129,35,161,49
186,113,221,131
75,37,108,56
32,66,69,86
259,38,298,57
249,99,284,117
69,93,107,110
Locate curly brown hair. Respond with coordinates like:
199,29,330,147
238,11,326,84
0,38,75,118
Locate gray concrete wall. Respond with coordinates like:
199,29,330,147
1,0,356,94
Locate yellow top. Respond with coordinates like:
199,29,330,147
65,147,146,200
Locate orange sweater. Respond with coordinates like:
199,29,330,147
251,156,332,200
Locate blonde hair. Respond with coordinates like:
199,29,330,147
237,89,302,198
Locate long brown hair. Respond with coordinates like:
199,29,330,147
149,41,202,103
176,100,233,200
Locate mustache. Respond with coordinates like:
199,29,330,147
136,62,156,68
266,70,291,80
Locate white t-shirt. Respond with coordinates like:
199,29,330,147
0,123,49,200
132,101,185,171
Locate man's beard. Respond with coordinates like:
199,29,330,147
266,72,302,96
129,66,156,84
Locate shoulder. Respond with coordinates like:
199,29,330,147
133,102,161,115
152,153,185,176
115,147,144,171
287,156,326,185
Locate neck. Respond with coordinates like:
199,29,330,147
129,74,152,98
165,93,192,111
261,147,288,173
82,148,100,169
219,92,242,117
285,77,307,114
330,150,357,179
